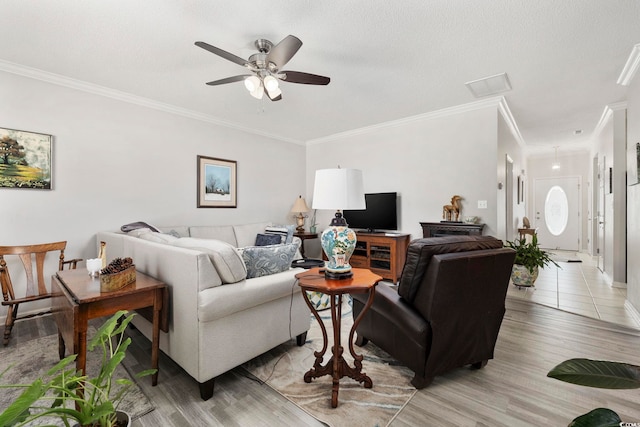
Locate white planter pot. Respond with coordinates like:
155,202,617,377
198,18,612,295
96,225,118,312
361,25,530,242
115,410,131,427
511,264,539,287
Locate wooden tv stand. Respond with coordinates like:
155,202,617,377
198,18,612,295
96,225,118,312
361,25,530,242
349,232,411,283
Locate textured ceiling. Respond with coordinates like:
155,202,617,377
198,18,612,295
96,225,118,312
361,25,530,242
1,1,639,153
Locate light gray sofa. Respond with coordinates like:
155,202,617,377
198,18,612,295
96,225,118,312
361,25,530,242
96,222,310,400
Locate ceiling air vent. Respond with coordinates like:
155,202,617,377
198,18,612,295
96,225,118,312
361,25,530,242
465,72,512,98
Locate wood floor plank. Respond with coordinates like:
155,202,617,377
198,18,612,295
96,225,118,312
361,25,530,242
3,297,639,426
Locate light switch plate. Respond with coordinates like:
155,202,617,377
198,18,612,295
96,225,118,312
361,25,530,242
478,200,488,209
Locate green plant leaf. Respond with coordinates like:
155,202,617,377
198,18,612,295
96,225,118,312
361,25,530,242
0,379,45,426
568,408,621,427
134,369,157,379
548,358,640,389
89,309,128,351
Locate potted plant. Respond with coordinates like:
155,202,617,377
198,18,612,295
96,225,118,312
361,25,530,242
504,234,559,287
547,358,640,426
0,310,155,427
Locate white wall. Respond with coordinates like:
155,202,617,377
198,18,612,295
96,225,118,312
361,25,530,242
592,105,628,286
306,104,502,245
0,71,306,314
497,113,526,242
626,72,640,312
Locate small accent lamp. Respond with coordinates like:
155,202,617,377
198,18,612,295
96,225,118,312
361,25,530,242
312,168,366,279
291,195,311,233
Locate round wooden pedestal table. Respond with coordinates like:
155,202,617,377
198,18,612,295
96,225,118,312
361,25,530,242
295,267,382,408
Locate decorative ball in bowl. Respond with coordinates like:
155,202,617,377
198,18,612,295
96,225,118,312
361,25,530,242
463,216,478,224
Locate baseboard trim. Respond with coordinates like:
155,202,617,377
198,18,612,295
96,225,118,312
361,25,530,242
624,300,640,326
612,281,627,289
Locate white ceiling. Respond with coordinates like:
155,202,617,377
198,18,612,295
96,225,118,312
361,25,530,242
1,1,639,153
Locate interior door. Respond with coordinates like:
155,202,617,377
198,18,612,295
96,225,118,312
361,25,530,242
597,158,605,271
505,155,514,241
533,176,580,251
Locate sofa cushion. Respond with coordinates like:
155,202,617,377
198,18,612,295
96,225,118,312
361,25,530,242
138,231,180,244
240,243,298,279
255,233,282,246
189,226,238,246
173,238,247,284
197,269,301,322
157,226,190,238
233,222,272,248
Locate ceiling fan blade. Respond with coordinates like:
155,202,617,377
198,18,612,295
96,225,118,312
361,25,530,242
280,71,330,85
206,75,251,86
266,35,302,68
195,41,249,67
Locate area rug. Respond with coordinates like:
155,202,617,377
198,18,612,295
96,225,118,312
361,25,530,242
0,327,154,425
243,299,417,427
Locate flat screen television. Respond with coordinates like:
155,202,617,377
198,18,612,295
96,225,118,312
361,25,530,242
343,192,398,232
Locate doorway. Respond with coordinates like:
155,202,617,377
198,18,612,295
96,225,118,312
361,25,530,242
533,176,581,251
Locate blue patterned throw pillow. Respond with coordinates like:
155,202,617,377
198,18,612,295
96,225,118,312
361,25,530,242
241,242,298,278
255,233,283,246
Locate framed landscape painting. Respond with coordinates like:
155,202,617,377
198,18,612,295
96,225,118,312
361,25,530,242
197,155,237,208
0,127,52,190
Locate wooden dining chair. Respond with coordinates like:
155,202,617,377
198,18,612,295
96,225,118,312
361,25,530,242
0,241,81,345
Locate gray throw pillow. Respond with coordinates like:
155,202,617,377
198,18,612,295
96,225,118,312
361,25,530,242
240,243,298,279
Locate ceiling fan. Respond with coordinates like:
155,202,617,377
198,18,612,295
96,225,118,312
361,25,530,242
195,35,330,101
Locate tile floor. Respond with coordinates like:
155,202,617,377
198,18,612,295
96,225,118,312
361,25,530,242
506,250,640,329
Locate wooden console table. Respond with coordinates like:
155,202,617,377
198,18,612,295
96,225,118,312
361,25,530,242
51,268,167,386
296,267,382,408
420,222,485,237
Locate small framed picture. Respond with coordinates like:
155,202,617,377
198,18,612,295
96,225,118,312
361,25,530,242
197,155,237,208
0,127,52,190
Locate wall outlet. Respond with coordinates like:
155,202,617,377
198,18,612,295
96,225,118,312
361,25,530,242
478,200,488,209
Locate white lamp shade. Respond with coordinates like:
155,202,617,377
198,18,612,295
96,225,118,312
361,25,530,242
312,168,365,210
291,196,310,213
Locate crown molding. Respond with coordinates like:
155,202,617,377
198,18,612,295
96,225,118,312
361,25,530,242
0,59,302,145
592,101,628,138
307,97,513,145
308,96,526,147
496,97,526,148
617,44,640,86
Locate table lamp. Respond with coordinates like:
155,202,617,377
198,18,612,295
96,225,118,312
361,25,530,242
312,168,365,279
291,195,311,233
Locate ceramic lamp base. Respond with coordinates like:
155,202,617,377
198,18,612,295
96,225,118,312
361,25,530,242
324,270,353,280
320,212,358,277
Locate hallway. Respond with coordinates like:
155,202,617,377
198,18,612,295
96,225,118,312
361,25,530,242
506,251,640,329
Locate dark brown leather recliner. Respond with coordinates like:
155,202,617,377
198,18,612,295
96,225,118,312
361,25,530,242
352,235,515,388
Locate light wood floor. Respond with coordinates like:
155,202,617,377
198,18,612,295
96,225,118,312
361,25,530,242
4,297,640,426
507,251,640,328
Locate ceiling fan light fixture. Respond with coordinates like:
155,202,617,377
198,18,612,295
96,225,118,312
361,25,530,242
250,85,264,100
244,75,261,92
551,146,561,170
263,75,279,91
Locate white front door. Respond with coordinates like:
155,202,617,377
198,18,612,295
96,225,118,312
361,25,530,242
533,176,581,251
